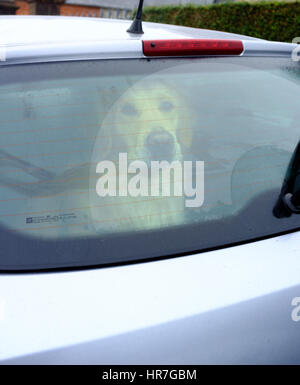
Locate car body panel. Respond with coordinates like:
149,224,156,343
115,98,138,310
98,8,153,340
1,230,300,364
0,16,297,65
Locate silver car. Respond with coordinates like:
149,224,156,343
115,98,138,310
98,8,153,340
0,15,300,365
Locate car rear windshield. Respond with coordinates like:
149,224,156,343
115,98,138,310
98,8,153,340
0,56,299,270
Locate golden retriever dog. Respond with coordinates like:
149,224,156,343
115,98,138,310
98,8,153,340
89,80,193,233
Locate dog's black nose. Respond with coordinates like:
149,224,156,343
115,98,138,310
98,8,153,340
145,130,175,161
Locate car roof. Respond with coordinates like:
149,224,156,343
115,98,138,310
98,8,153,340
0,16,296,65
0,16,259,46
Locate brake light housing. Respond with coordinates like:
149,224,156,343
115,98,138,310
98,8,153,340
143,39,244,57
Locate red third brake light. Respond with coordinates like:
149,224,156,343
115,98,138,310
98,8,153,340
143,39,244,57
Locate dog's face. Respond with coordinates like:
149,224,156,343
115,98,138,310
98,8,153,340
87,82,193,232
110,83,193,165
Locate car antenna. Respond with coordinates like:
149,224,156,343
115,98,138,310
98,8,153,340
127,0,145,35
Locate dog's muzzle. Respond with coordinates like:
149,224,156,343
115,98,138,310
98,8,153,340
145,129,175,162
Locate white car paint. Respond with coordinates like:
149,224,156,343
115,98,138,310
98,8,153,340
1,231,300,364
0,16,297,65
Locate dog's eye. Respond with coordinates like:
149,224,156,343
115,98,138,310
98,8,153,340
121,103,138,116
159,100,174,112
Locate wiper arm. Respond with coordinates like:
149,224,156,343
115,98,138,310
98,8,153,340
0,148,54,181
0,147,91,197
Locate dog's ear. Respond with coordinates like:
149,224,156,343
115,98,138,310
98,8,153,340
95,90,132,162
98,107,129,163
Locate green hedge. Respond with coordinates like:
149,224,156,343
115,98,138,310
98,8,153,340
141,1,300,42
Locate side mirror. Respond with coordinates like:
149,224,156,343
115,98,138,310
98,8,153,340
273,141,300,218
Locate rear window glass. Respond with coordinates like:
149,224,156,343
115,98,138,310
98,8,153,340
0,56,299,270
